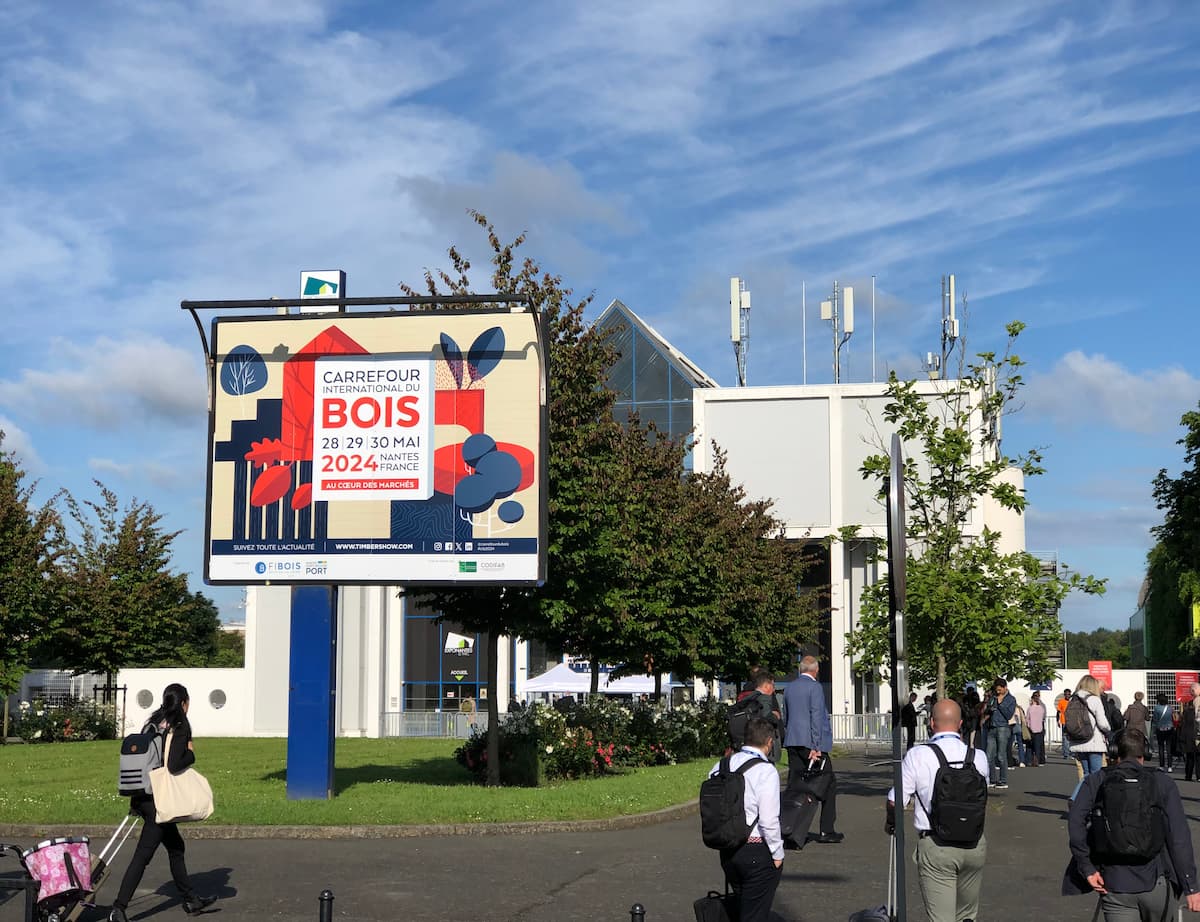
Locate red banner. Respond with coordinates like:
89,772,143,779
1176,672,1199,703
1088,660,1113,691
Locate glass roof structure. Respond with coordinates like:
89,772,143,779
595,299,718,449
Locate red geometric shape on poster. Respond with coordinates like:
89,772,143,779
280,326,369,461
433,443,470,495
250,465,293,507
434,389,485,435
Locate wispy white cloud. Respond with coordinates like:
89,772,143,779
0,416,45,474
0,336,205,428
1024,352,1200,434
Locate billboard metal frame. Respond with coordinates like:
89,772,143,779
184,295,548,589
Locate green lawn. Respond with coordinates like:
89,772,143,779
0,738,716,826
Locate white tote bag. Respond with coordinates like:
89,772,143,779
150,731,214,824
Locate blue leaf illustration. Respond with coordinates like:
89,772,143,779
220,345,267,396
440,333,464,389
467,326,505,382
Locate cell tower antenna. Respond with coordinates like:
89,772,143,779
822,280,854,383
730,277,751,386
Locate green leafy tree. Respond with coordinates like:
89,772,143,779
45,483,196,683
400,213,618,784
211,627,246,668
1064,627,1131,669
1151,403,1200,664
0,433,65,724
845,321,1105,698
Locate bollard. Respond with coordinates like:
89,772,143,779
629,902,645,922
319,888,334,922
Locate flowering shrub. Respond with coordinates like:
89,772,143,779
455,696,730,784
12,699,118,743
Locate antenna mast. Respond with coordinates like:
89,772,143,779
730,277,751,386
821,281,854,383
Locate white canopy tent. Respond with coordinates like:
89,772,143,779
523,663,681,697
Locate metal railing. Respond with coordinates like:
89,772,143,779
831,713,895,754
379,711,488,739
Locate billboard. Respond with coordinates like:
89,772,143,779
204,309,546,585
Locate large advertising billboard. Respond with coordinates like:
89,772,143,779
204,309,546,585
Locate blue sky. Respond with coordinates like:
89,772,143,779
1,1,1198,634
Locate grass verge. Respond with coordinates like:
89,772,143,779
0,738,715,826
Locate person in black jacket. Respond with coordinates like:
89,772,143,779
1063,727,1200,921
109,684,216,922
900,692,919,751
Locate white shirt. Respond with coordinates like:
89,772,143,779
887,732,989,832
709,746,784,859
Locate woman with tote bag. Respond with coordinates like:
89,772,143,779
109,684,217,922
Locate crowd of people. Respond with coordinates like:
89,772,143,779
708,671,1200,922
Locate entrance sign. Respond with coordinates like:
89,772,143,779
205,309,547,585
1088,660,1113,691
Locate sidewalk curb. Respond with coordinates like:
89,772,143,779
0,801,698,841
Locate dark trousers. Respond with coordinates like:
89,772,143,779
1157,729,1174,768
1186,751,1198,781
904,724,916,751
721,842,782,922
786,746,837,834
1030,731,1045,765
115,796,195,909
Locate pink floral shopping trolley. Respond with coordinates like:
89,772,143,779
1,814,140,922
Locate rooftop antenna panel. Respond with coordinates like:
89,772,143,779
820,299,833,321
730,277,741,343
843,286,854,334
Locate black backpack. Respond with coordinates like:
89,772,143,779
923,743,988,847
1103,696,1125,734
1089,763,1167,863
727,694,767,750
700,756,762,849
1064,694,1096,743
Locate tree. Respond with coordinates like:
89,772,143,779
845,321,1105,698
45,483,197,682
0,433,65,735
600,440,817,684
1150,403,1200,664
400,213,618,784
1064,627,1130,669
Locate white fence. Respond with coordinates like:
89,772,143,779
379,712,487,739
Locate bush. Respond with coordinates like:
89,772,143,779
455,696,730,784
12,698,118,743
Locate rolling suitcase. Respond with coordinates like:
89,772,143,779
848,835,896,921
781,756,830,849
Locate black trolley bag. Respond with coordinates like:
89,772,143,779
781,756,831,849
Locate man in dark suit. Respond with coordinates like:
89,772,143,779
901,692,919,751
782,655,843,843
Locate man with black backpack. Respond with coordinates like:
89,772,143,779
1064,727,1200,921
886,698,990,922
727,671,782,762
702,717,784,922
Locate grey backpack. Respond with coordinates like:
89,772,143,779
118,722,166,796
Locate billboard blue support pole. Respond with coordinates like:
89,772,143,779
287,585,337,799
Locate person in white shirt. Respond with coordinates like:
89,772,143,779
887,698,990,922
708,717,784,922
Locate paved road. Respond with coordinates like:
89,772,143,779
3,752,1197,921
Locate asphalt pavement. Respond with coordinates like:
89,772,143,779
3,750,1196,922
